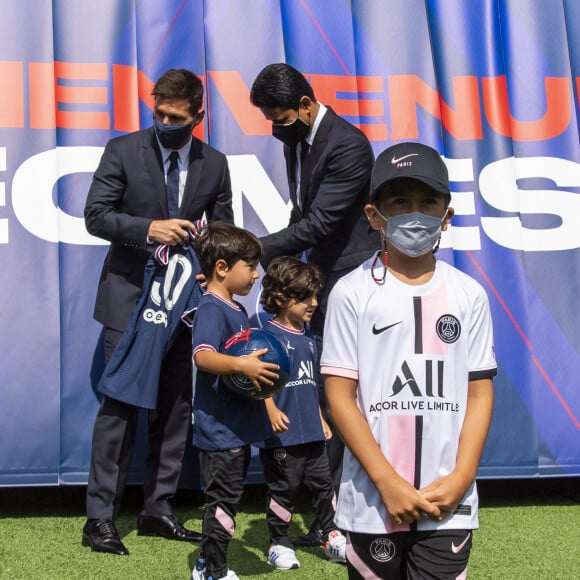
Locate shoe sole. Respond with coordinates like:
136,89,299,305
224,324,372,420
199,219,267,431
267,561,300,570
137,529,201,542
81,533,129,556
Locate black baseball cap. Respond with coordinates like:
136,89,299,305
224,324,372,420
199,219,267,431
370,142,450,202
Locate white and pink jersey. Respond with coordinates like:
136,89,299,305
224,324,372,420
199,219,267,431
321,257,496,534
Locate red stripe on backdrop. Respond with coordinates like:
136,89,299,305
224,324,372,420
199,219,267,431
300,0,351,75
466,250,580,431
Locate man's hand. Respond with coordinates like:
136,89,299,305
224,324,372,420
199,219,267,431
148,219,196,245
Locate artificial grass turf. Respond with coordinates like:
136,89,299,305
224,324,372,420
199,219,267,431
0,479,578,579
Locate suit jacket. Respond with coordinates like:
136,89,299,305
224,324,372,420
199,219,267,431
85,126,233,331
260,107,380,275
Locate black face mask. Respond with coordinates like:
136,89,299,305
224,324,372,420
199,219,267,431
153,117,195,149
272,115,310,147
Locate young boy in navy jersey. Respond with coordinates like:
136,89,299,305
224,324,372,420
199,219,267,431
257,256,347,570
190,222,280,580
322,142,496,579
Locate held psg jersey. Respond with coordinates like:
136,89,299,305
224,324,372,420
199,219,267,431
256,320,324,448
321,257,496,534
191,292,272,451
98,241,203,409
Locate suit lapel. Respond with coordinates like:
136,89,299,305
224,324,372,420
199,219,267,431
180,138,204,218
299,107,334,211
142,128,168,218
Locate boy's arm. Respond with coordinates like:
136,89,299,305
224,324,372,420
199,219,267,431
325,375,440,525
194,348,279,390
264,397,290,433
420,377,494,519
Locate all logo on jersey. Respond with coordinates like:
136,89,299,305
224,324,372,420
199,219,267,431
369,537,396,563
285,359,317,388
297,360,314,380
368,360,460,412
436,314,461,343
391,360,444,397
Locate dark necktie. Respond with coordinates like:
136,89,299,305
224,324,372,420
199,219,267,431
167,151,180,218
297,141,310,206
300,140,310,166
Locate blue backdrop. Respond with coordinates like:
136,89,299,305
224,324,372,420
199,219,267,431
0,0,579,486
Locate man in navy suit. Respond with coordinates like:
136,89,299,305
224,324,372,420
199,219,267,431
83,69,233,556
250,63,380,545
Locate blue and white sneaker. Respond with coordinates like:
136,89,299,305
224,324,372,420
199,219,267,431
267,544,300,569
191,559,239,580
191,558,206,580
323,530,347,564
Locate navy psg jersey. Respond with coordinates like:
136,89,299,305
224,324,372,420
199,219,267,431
191,292,272,451
98,241,203,409
257,319,325,448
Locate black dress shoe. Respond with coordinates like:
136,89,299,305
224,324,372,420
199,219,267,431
137,514,202,542
82,518,129,555
291,527,325,547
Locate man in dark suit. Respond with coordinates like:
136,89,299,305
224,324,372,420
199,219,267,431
83,69,233,556
250,63,380,545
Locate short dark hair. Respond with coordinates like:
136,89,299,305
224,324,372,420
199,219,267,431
261,257,324,315
250,63,316,110
152,69,204,117
194,222,263,279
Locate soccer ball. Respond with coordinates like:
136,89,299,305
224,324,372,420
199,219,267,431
221,328,290,400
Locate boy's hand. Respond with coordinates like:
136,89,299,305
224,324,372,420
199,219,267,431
236,348,279,392
378,472,441,525
420,472,471,522
320,417,333,441
266,405,290,433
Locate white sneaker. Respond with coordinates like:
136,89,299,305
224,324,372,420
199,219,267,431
267,543,301,569
323,530,347,564
191,559,239,580
215,571,239,580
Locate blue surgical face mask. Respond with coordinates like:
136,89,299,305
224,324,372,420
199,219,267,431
375,208,448,257
153,117,195,149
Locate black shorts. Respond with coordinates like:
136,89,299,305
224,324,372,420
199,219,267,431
346,529,472,579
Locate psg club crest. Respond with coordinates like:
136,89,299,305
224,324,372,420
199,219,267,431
370,537,396,563
436,314,461,344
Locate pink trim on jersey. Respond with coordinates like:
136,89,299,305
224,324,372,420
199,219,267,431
155,244,169,265
345,533,382,579
269,498,292,523
268,319,304,335
456,567,468,580
192,344,216,356
215,506,235,536
320,365,359,380
420,282,449,355
205,291,241,310
385,415,416,533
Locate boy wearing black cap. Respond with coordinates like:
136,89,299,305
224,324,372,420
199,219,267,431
321,142,497,578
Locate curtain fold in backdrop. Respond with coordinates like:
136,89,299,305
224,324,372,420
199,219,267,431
0,0,578,485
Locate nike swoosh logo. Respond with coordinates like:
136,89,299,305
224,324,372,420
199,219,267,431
372,321,403,335
391,153,419,164
451,532,471,554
